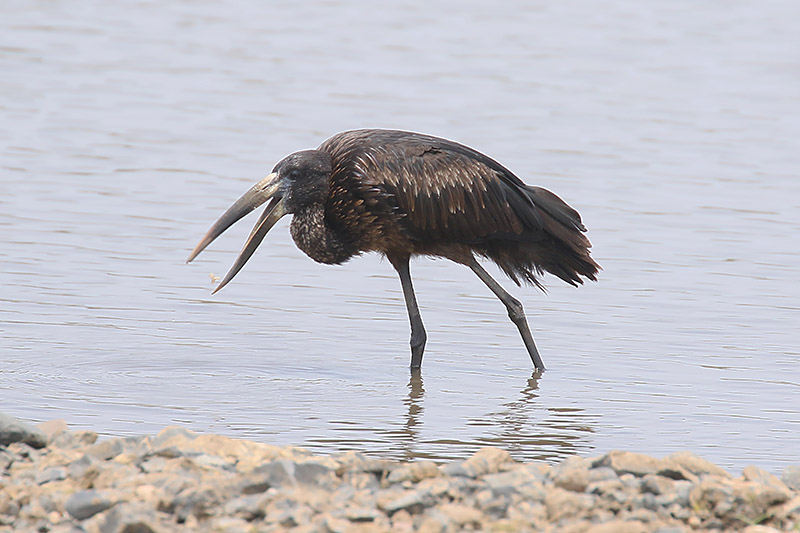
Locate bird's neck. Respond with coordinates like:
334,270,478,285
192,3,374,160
290,204,358,265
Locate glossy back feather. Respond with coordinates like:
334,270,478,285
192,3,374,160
317,129,600,289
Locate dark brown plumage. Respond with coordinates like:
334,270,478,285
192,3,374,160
188,129,600,371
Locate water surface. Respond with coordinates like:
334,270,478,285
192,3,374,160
2,0,799,473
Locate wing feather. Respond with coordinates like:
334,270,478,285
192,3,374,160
319,128,584,248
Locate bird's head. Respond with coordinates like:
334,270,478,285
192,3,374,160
274,150,333,211
186,149,332,293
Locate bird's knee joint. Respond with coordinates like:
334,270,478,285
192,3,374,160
506,299,526,322
410,329,427,349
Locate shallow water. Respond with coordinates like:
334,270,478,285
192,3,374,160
2,1,799,473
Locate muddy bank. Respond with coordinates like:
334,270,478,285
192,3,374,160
1,412,799,532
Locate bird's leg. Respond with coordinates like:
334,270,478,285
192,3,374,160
467,258,546,371
388,254,427,369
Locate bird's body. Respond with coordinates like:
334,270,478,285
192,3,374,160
188,129,600,371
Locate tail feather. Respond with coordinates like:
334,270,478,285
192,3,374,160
487,185,600,289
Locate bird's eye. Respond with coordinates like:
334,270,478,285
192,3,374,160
288,169,301,180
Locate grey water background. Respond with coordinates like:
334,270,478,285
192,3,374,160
2,1,799,473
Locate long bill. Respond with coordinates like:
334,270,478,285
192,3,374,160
186,172,289,293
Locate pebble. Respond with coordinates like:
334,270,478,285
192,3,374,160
1,410,799,532
783,465,800,491
64,489,114,520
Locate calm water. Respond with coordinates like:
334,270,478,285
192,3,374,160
2,1,799,473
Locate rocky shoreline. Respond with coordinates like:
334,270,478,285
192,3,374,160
2,412,799,532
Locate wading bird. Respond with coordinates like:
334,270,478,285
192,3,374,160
188,129,600,371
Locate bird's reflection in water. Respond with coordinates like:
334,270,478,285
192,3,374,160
404,369,425,436
369,369,429,462
468,373,598,463
377,370,598,463
307,369,598,464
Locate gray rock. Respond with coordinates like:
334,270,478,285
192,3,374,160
295,461,333,485
0,412,47,449
85,436,144,461
334,451,397,476
36,466,67,485
782,465,800,491
139,456,167,473
595,451,663,477
689,479,734,517
150,426,198,449
50,430,98,450
65,490,115,520
251,460,294,487
173,486,224,523
641,474,676,496
544,487,595,521
483,468,539,496
631,492,658,511
99,501,159,533
6,441,39,461
251,459,332,488
475,488,509,516
36,419,69,444
237,474,271,495
68,454,97,481
673,480,693,507
441,448,513,478
553,466,590,492
222,493,268,521
387,461,439,483
440,462,470,477
587,478,625,496
661,451,730,480
206,517,253,533
380,489,436,514
345,507,380,522
0,449,14,471
191,452,236,472
587,466,619,483
620,473,643,491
